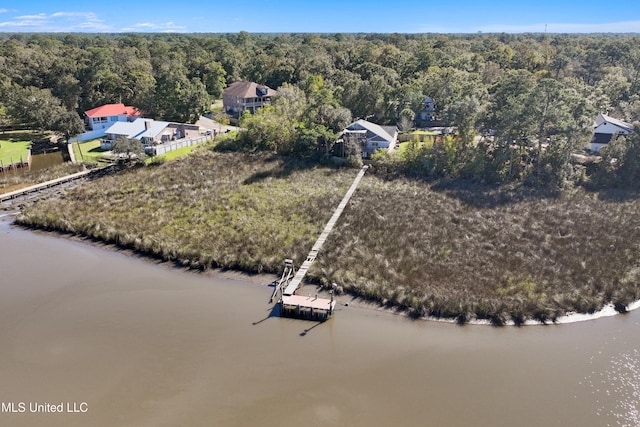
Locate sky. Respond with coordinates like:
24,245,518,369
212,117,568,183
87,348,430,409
0,1,639,34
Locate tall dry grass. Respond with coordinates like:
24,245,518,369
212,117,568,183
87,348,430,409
17,151,352,275
311,177,640,324
0,162,88,192
17,151,640,323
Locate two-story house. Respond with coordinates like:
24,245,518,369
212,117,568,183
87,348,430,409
342,119,398,158
222,81,277,117
84,103,141,131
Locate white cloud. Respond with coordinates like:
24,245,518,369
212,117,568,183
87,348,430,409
15,13,48,20
120,21,186,32
0,9,10,14
0,10,113,32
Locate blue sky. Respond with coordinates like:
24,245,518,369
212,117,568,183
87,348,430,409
1,1,639,33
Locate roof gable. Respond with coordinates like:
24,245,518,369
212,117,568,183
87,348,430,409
594,113,633,132
346,120,397,143
106,118,170,139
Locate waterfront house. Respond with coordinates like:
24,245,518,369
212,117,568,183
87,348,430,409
342,119,398,158
222,81,277,117
84,103,141,131
102,118,199,149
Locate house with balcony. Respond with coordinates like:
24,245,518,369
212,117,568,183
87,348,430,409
222,81,277,118
415,96,439,128
84,103,141,131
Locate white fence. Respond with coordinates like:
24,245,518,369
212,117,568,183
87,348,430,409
145,135,211,156
69,129,107,143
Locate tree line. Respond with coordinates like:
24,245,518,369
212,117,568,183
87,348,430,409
1,32,640,187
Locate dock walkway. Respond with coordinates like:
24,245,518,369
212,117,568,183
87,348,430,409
275,165,368,320
283,165,368,296
0,169,96,203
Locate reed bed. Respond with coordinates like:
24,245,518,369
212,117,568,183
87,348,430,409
17,151,351,275
17,152,640,324
0,162,87,192
312,177,640,324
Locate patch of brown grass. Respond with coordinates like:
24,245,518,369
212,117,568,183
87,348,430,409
313,177,640,323
17,152,640,323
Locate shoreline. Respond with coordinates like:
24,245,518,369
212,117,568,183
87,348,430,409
3,212,639,326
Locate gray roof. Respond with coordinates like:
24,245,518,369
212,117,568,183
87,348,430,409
346,120,397,143
106,118,171,139
594,113,633,132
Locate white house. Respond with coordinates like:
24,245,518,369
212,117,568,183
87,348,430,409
68,103,142,143
102,118,199,149
591,113,634,152
84,103,141,131
417,96,436,123
343,119,398,158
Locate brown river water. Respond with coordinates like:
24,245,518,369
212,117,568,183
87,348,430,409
0,218,638,427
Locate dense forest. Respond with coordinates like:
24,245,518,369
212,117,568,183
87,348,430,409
1,32,640,187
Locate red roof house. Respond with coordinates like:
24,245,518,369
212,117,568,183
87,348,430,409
84,103,142,131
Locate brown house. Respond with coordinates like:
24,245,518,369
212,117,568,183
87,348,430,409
222,81,277,117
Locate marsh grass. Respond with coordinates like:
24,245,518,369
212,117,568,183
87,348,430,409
0,162,88,192
312,177,640,323
18,151,352,275
17,151,640,323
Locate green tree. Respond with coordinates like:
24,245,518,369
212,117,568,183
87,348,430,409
203,61,227,98
52,111,84,141
152,68,210,123
5,84,67,131
397,107,415,131
112,137,146,163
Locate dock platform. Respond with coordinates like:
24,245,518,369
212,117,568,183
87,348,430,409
280,294,336,320
272,166,369,320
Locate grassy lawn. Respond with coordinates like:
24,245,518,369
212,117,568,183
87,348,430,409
16,150,640,324
146,144,202,165
72,139,110,164
407,130,439,135
0,132,33,165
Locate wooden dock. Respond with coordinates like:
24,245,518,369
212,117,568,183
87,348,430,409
274,165,368,319
283,165,368,297
0,169,96,203
280,294,336,320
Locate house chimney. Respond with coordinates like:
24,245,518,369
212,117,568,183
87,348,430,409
145,120,151,130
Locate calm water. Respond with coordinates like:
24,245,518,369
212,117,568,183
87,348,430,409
29,151,65,172
1,152,65,177
0,219,638,427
